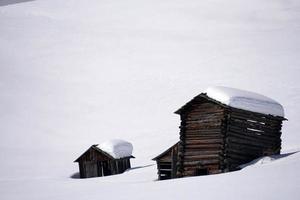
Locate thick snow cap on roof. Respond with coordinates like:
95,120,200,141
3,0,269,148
98,139,133,159
205,86,285,117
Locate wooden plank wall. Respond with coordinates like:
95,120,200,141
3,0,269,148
115,159,131,174
224,108,283,170
78,147,132,178
177,101,226,177
78,148,108,163
157,161,172,180
156,144,178,180
176,97,284,178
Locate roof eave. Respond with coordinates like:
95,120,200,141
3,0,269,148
152,142,179,161
74,145,135,162
117,155,135,159
174,93,227,115
174,93,287,120
74,144,98,162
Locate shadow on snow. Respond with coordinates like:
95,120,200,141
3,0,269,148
70,164,155,179
0,0,34,7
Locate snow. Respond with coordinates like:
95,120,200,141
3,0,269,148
0,0,300,199
98,139,133,159
205,86,285,117
1,151,299,200
239,156,276,169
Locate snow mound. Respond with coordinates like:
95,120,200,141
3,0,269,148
205,86,284,117
98,139,133,159
239,156,276,169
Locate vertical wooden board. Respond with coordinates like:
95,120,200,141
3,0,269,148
118,160,122,173
79,162,85,178
97,161,103,177
102,161,112,176
171,147,178,178
128,159,131,168
120,159,126,172
110,160,116,175
115,160,119,173
84,162,98,178
158,161,161,180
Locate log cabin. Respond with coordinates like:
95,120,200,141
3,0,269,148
74,140,134,178
153,86,286,180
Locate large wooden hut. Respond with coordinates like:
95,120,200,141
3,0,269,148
74,140,134,178
154,86,286,180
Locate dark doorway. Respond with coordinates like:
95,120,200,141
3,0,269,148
195,168,208,176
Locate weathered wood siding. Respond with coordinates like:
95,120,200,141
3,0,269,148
154,94,285,180
76,147,132,178
77,147,109,163
177,101,226,177
224,108,283,170
156,144,178,180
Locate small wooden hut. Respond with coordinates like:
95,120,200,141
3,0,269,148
152,142,179,180
74,141,134,178
154,86,286,179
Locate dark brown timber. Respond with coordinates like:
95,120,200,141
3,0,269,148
153,93,286,180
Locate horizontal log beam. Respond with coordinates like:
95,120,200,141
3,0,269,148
228,129,281,142
184,150,223,156
184,154,222,160
184,129,223,135
229,119,280,133
228,125,281,137
229,111,283,125
226,141,279,152
185,139,224,145
183,159,220,166
185,144,224,150
159,169,172,172
183,124,222,130
184,136,224,141
227,131,281,146
226,137,279,148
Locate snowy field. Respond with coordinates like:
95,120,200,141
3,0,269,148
0,0,300,199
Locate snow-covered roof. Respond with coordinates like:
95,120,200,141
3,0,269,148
205,86,285,117
97,139,133,159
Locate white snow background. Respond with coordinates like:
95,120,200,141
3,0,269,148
0,0,300,199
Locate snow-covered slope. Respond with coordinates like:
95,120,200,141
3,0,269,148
0,0,300,199
1,152,300,200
